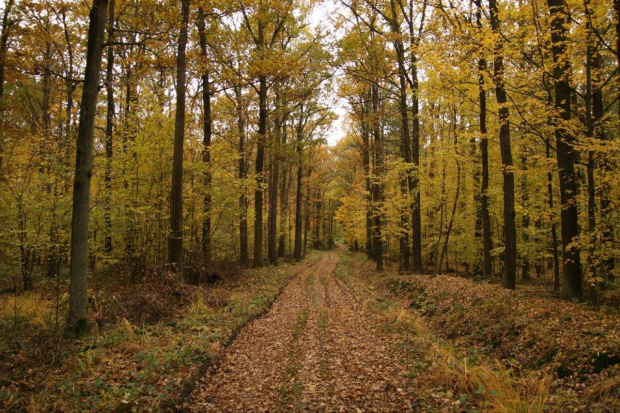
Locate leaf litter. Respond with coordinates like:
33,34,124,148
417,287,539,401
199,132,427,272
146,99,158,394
187,251,417,412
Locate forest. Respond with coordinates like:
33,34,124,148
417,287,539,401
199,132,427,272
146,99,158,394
1,0,620,411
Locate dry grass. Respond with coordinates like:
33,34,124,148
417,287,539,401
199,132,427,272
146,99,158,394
585,372,620,403
379,301,552,412
0,290,60,326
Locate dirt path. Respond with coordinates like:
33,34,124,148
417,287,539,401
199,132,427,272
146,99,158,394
188,252,416,412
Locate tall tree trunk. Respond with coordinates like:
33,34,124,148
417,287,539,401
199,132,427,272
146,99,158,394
615,0,620,128
268,88,281,265
434,164,447,275
278,122,289,258
169,0,190,275
294,120,303,261
104,0,115,256
489,0,516,290
236,85,249,267
475,0,492,279
122,67,134,257
0,0,12,106
586,4,613,282
0,0,14,170
547,140,561,291
253,73,267,267
402,0,427,273
67,0,108,333
521,149,531,281
371,81,384,271
361,100,373,259
595,56,614,282
547,0,582,299
585,22,596,286
476,2,493,280
389,0,411,272
197,8,212,263
303,176,310,257
410,55,422,273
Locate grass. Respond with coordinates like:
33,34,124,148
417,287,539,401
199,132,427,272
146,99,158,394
293,309,309,341
377,300,553,412
0,289,61,328
334,248,553,412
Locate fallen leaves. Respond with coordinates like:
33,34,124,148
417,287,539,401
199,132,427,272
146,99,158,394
188,251,418,412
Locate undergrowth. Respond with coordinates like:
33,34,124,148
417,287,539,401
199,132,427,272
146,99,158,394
335,247,620,412
0,251,321,412
335,248,555,412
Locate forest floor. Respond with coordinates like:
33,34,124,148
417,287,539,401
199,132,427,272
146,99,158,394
2,247,620,411
184,250,418,412
184,247,620,412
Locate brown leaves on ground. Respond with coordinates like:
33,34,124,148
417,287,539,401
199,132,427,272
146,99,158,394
187,252,417,412
0,257,311,412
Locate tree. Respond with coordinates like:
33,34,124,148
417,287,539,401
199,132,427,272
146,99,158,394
197,6,213,263
103,0,115,255
238,0,291,268
0,0,15,170
489,0,516,290
547,0,582,299
474,0,493,280
169,0,190,275
67,0,108,333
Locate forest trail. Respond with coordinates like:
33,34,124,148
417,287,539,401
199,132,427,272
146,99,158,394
187,251,416,411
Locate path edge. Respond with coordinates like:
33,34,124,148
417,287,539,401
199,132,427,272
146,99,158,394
172,260,315,412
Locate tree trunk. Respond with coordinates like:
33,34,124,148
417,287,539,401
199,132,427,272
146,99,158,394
303,169,311,257
389,0,411,272
253,74,267,267
547,140,561,291
361,100,373,259
235,86,249,267
169,0,190,275
410,55,422,273
475,0,490,279
278,123,289,258
104,0,115,256
489,0,516,290
521,149,530,281
476,0,493,280
67,0,108,334
268,88,281,265
587,6,613,282
0,0,14,170
547,0,582,299
294,121,303,261
197,8,212,263
371,81,383,271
